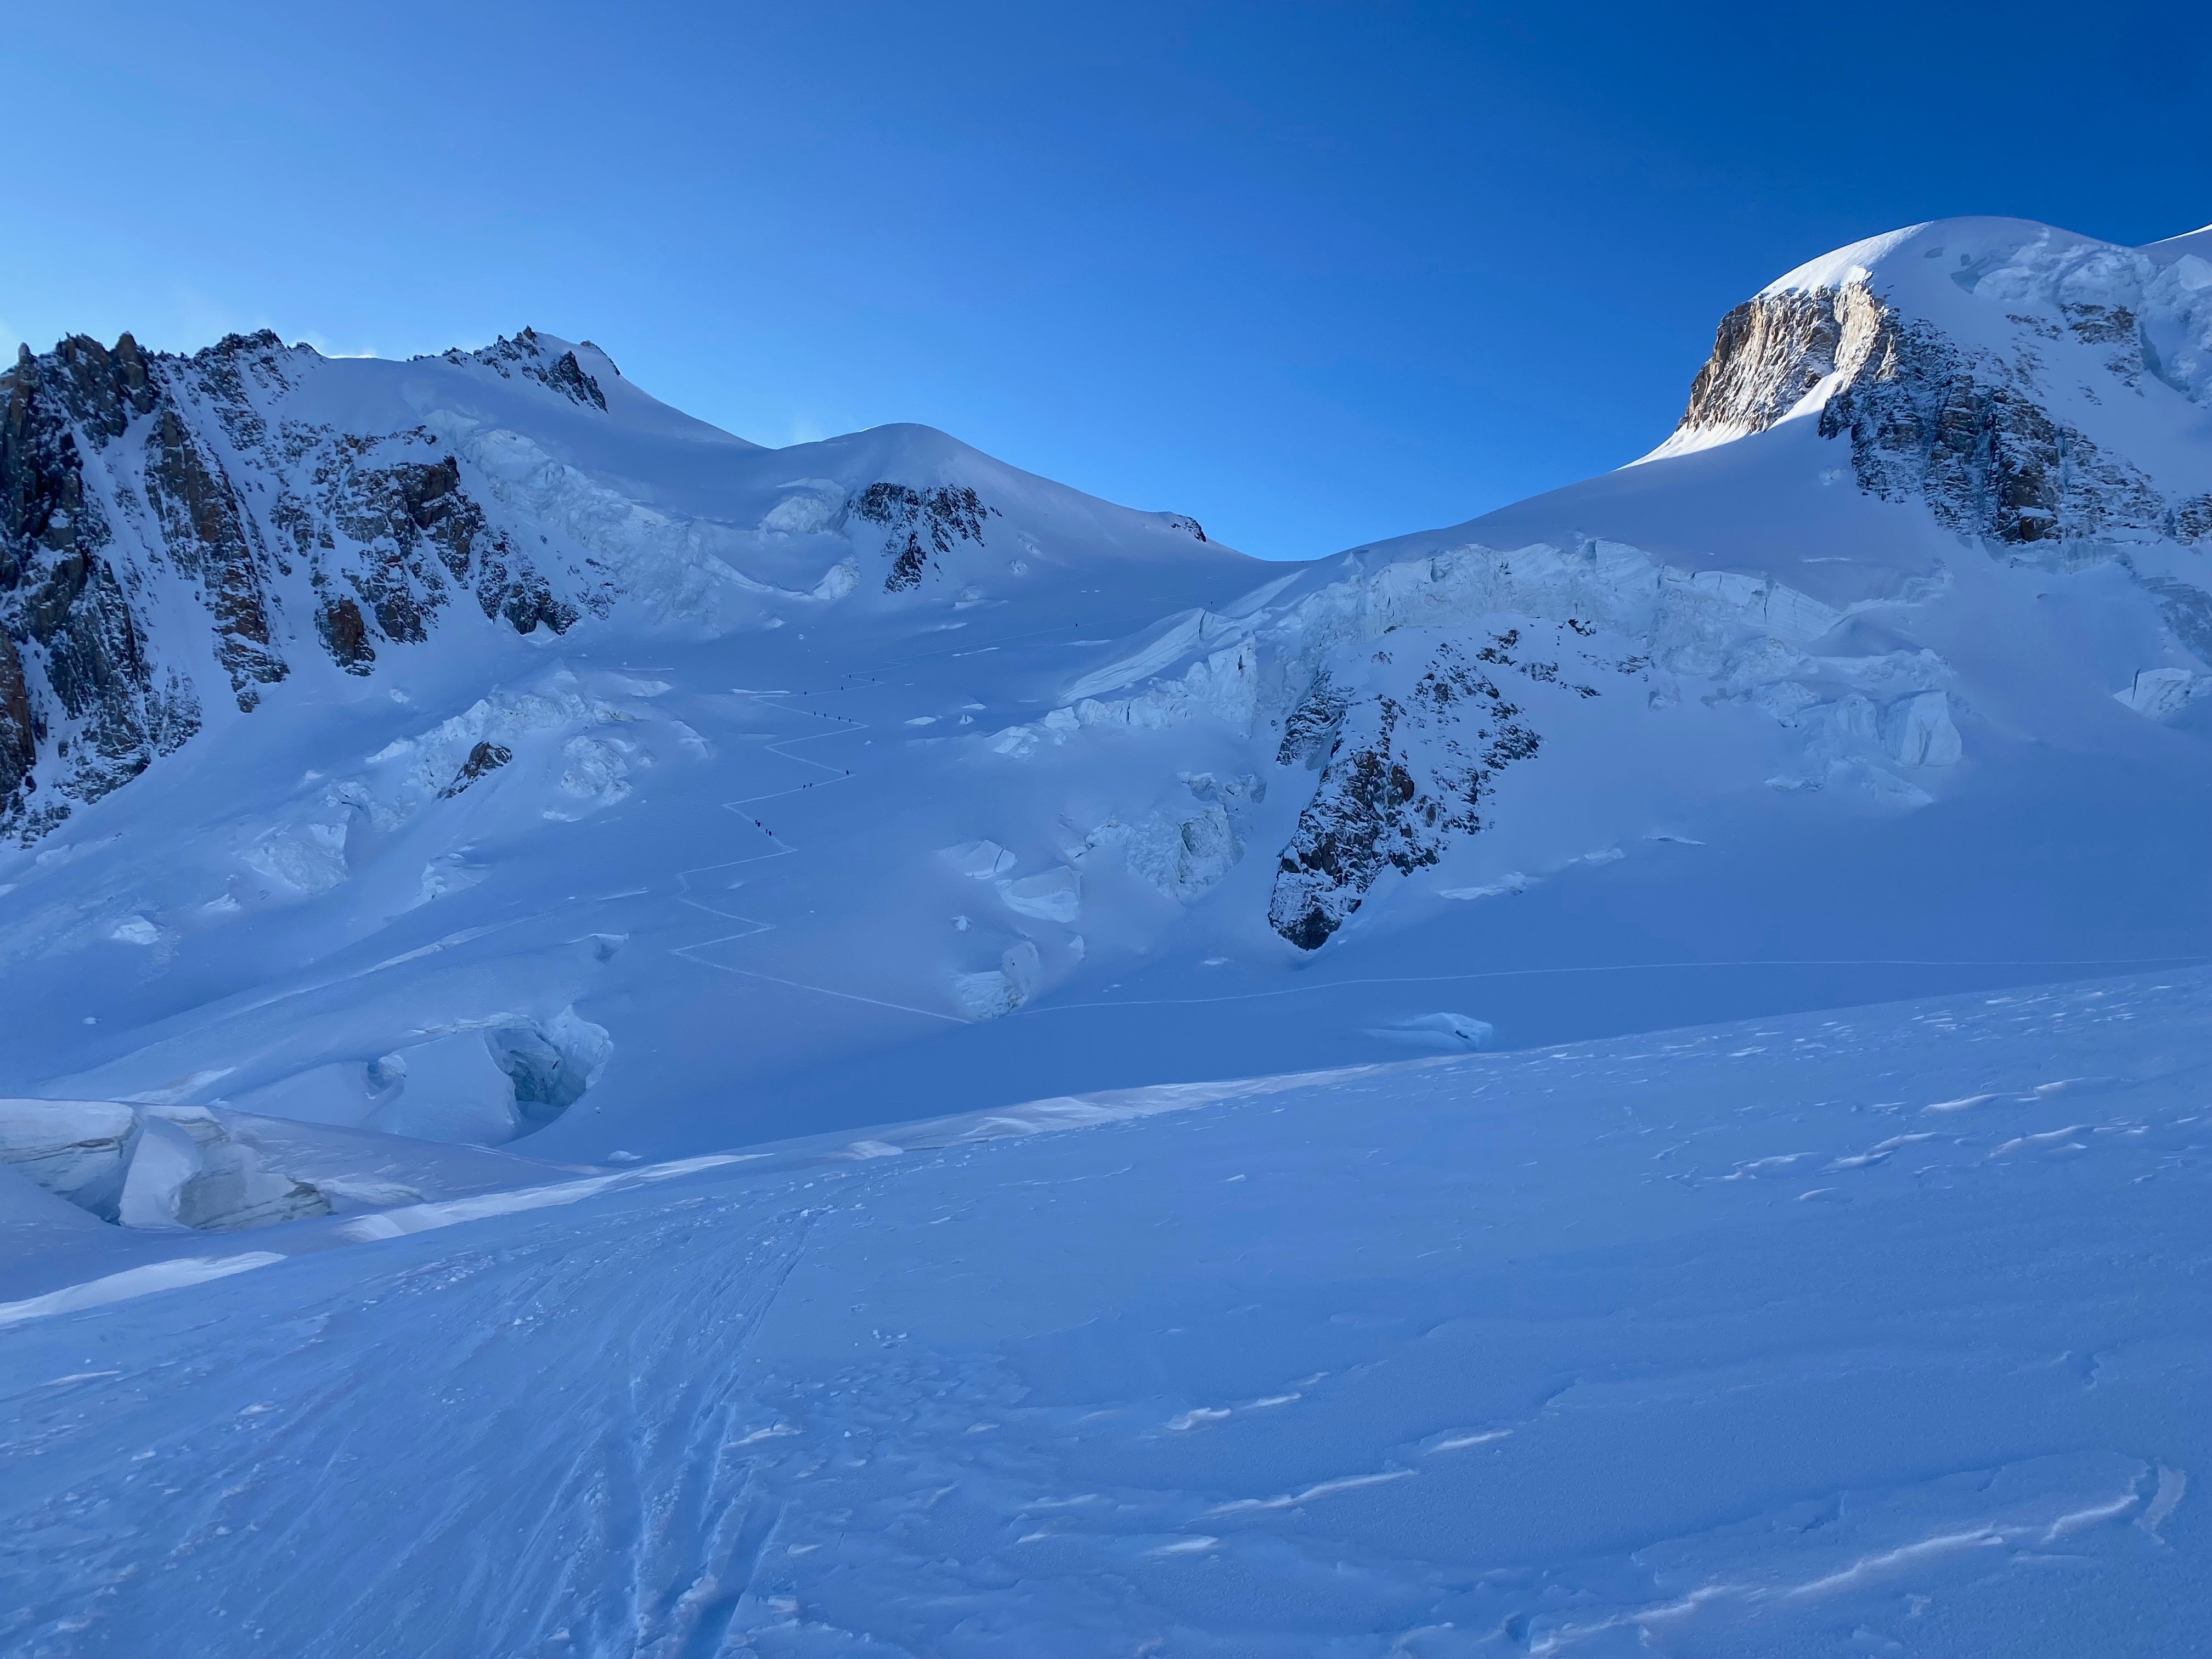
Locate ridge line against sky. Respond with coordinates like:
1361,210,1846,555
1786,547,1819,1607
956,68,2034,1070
4,0,2209,560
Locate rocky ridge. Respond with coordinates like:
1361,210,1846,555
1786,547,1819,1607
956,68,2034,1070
0,328,607,841
0,324,1058,845
1660,224,2212,552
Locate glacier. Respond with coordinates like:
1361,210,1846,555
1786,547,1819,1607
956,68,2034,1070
1,213,2209,1654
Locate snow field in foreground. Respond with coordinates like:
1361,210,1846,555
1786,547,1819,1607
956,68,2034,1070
1,969,2205,1656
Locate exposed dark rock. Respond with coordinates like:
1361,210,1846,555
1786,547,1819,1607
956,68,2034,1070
1269,696,1428,951
1276,669,1348,767
0,629,34,800
471,535,582,636
144,406,285,708
851,483,996,591
315,595,375,673
2062,302,2145,385
332,447,582,644
539,350,608,411
23,548,198,808
1269,640,1545,950
0,338,201,837
445,328,607,409
1668,281,2186,551
272,435,585,665
184,330,296,454
440,740,514,797
2,343,107,582
46,333,159,443
1815,304,2168,547
2174,494,2212,543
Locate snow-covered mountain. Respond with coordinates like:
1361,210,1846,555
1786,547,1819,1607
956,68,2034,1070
0,324,1220,837
3,213,2210,1234
4,215,2211,1658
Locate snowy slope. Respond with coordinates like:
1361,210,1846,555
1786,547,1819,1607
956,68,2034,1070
3,212,2211,1656
1,970,2205,1655
1,214,2210,1243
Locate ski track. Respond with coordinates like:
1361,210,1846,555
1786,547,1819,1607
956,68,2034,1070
2,973,2207,1656
0,1173,838,1659
669,682,967,1025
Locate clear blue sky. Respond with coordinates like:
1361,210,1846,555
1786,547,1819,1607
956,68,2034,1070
5,1,2208,558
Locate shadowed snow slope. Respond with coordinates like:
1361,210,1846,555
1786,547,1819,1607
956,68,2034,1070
1,970,2206,1654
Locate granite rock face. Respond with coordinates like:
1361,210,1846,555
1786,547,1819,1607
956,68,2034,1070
1673,287,1872,444
1813,298,2177,547
0,327,606,843
1664,236,2212,553
851,482,997,590
1,335,201,839
1269,636,1550,950
442,327,609,410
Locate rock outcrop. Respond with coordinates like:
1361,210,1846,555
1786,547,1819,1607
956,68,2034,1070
851,482,996,590
1269,637,1548,950
1814,302,2175,547
1672,286,1876,445
1,335,202,839
0,328,606,843
1661,228,2212,552
443,326,610,410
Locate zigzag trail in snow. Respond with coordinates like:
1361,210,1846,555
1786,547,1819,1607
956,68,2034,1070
670,682,966,1024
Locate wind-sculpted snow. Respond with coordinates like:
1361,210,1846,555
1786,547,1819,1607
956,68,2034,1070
1,972,2205,1654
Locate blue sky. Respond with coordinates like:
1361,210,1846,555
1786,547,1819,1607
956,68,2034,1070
5,1,2207,558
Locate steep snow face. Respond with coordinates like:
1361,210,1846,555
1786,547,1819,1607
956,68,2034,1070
1644,217,2212,550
